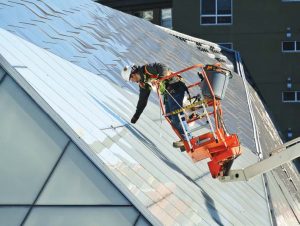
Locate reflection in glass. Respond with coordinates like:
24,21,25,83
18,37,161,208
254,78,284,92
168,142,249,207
202,0,216,14
133,10,153,22
217,0,231,14
217,16,231,24
161,8,172,29
283,91,296,101
201,17,216,24
282,41,295,51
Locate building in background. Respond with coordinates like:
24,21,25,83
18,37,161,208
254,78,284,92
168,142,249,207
97,0,173,28
98,0,300,141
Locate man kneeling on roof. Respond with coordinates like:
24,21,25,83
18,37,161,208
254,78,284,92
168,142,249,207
121,63,192,148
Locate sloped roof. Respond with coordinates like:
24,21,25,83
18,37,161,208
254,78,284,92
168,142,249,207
0,0,290,225
0,26,271,225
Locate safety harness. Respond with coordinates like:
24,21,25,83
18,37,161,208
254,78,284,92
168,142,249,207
140,65,192,103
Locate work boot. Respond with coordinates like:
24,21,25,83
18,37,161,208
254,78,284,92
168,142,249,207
173,140,184,148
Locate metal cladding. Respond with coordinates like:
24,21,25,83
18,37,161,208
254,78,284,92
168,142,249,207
0,0,299,225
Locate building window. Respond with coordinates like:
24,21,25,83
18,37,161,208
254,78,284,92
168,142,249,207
282,91,296,102
282,41,300,52
218,43,233,49
133,10,154,22
161,8,172,29
201,0,232,25
282,91,300,102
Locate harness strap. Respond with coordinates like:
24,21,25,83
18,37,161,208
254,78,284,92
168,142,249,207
143,65,192,107
144,65,159,79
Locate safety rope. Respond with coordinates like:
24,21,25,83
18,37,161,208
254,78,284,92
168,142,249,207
164,88,183,110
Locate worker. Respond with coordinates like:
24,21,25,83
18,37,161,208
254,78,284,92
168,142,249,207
121,63,191,148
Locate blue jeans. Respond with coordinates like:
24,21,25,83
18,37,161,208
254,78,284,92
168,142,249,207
165,85,191,140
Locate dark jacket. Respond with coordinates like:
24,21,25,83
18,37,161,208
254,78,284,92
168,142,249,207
132,63,168,121
132,63,185,121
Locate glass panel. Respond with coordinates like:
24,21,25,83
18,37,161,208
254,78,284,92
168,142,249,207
296,41,300,51
217,0,231,14
217,16,231,24
0,67,5,81
201,16,216,24
142,10,153,22
0,76,69,204
282,41,295,51
133,10,153,22
161,8,172,29
37,142,130,205
282,91,296,101
0,207,29,226
24,207,139,226
135,216,152,226
202,0,216,14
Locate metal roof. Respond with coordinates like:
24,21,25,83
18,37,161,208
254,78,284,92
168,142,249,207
0,26,270,225
0,0,297,225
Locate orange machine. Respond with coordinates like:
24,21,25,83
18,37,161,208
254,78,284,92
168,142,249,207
156,64,241,178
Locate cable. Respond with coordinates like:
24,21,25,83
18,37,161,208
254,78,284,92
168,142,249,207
164,88,183,110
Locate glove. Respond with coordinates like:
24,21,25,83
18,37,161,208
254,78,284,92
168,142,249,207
131,116,139,124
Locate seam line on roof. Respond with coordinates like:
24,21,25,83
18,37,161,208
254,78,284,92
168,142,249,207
13,65,28,68
235,53,262,157
271,171,300,224
20,140,71,225
99,124,127,131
